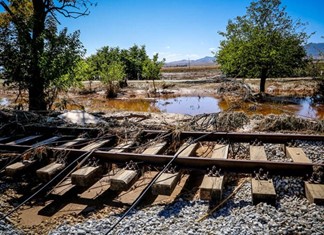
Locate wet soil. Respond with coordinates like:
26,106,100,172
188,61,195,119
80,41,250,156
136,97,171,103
1,76,323,119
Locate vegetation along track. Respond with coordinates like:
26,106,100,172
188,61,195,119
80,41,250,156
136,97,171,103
0,127,323,232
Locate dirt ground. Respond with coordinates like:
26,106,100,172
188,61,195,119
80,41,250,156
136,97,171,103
1,68,322,109
83,74,320,99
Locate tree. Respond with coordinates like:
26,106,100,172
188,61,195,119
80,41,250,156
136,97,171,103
0,0,92,110
216,0,309,93
142,54,165,80
100,61,126,98
81,44,165,97
121,45,149,80
142,53,165,93
88,46,122,79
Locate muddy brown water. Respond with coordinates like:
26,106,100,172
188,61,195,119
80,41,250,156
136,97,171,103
74,96,324,119
1,96,323,119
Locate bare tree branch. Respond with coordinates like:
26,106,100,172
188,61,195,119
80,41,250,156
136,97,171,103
46,0,92,21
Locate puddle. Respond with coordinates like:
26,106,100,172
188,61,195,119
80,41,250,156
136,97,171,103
154,96,324,119
1,94,323,119
293,97,324,119
0,98,10,106
70,98,160,113
67,95,324,119
155,96,221,115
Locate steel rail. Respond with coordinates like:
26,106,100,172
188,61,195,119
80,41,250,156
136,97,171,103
5,127,323,143
0,143,320,177
84,150,320,176
142,130,324,143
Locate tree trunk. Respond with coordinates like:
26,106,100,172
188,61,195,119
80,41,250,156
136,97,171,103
28,0,46,111
260,69,267,93
28,80,46,110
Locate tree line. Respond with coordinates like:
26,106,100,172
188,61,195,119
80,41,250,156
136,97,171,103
73,45,164,97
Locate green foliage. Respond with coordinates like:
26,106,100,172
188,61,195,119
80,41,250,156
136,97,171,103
216,0,310,92
142,53,165,80
87,46,123,79
0,0,90,110
142,53,165,94
0,16,31,90
101,61,126,84
0,15,85,109
121,45,149,80
73,59,93,81
100,61,126,98
83,44,164,82
41,25,85,109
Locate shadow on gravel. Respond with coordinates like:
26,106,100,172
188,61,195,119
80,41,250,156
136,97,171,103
210,199,251,218
157,200,186,218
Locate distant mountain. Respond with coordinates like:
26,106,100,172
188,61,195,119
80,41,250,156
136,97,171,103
194,56,216,64
165,56,215,67
165,43,324,67
305,43,324,58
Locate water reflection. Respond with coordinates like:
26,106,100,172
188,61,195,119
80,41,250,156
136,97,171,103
1,94,323,119
0,98,9,106
297,97,319,119
67,95,324,119
155,96,221,115
154,96,324,119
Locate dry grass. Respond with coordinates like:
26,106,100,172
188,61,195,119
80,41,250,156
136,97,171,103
188,111,249,132
161,65,220,73
255,114,324,133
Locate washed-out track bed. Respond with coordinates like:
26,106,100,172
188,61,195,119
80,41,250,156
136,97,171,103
0,127,323,234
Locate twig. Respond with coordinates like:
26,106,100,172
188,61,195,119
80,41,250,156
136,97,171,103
196,177,249,222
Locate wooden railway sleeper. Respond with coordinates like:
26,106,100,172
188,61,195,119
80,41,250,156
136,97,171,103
110,161,141,191
305,166,324,205
200,166,224,201
252,168,276,205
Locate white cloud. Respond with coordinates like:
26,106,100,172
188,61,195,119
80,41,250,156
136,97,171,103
165,46,171,49
209,47,216,51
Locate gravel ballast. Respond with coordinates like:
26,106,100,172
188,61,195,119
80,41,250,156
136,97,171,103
0,141,323,235
47,180,324,235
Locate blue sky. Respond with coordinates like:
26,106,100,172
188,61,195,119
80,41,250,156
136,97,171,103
57,0,324,62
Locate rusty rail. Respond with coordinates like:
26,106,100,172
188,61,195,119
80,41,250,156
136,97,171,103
142,130,324,143
1,130,323,177
1,143,321,177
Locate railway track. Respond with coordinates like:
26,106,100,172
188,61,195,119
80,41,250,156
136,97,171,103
0,127,323,230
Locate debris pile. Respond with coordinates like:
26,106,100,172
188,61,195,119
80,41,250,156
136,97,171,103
255,114,324,133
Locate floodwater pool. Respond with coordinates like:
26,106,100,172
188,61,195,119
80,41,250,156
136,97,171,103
1,95,323,119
